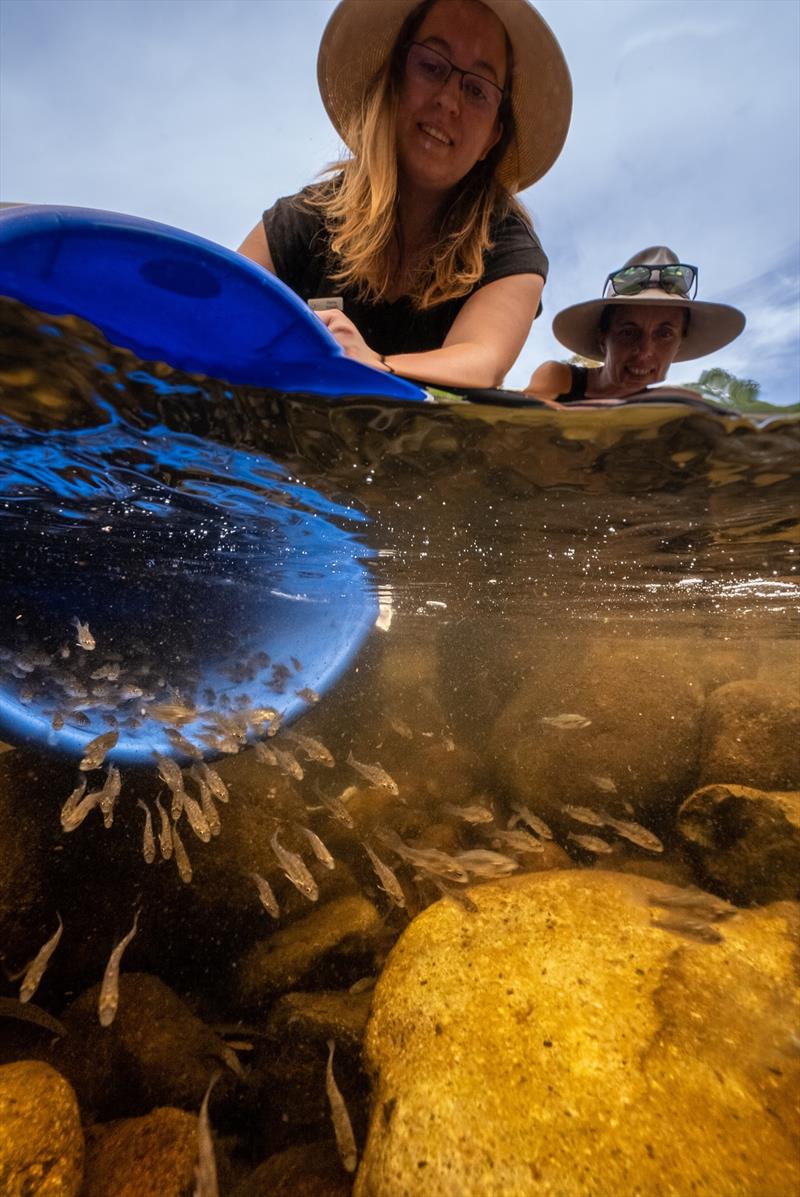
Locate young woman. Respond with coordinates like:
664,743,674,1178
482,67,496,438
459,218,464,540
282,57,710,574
526,247,746,403
238,0,571,389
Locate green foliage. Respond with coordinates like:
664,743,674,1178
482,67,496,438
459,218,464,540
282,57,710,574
684,368,797,414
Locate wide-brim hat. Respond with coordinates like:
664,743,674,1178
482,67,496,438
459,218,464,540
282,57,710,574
317,0,573,193
553,287,746,364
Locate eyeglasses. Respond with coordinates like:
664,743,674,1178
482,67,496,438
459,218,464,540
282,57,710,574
405,42,505,113
604,264,698,299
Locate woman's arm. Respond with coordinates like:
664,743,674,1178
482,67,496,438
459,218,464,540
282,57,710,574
390,274,544,389
237,222,276,272
316,273,544,389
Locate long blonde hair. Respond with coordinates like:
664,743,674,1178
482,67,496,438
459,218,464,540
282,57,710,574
310,0,531,311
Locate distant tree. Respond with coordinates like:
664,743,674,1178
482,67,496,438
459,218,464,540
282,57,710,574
683,367,789,413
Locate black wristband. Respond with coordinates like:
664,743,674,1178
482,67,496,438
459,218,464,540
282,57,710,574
380,355,395,375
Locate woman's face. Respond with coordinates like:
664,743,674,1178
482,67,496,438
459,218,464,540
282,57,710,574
395,0,508,198
599,305,686,392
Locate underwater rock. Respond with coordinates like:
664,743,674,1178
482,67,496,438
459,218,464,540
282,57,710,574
678,783,800,903
0,1059,83,1196
0,751,47,957
83,1107,198,1197
699,679,800,790
489,640,703,822
267,988,374,1050
232,1140,352,1197
356,870,800,1197
236,895,385,1011
51,972,231,1121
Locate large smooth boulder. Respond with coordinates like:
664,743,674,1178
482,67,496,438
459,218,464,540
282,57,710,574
0,1060,83,1196
83,1108,198,1197
699,679,800,790
356,870,799,1197
489,642,703,822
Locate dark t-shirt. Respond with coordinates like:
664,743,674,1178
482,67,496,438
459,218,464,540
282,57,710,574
262,183,548,357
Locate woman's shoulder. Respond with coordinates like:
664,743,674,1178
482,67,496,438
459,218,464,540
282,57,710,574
263,180,333,226
525,360,574,401
482,200,548,284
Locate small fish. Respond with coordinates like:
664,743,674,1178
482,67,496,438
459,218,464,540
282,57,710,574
605,816,663,853
509,803,553,840
154,752,187,820
646,889,735,922
651,916,724,945
428,876,479,913
588,774,617,794
265,711,284,738
326,1040,358,1174
299,825,335,870
290,656,303,672
51,712,65,730
563,804,607,827
79,729,118,771
295,686,320,703
90,662,121,681
363,843,406,908
248,706,279,731
348,976,376,994
199,763,230,804
250,872,280,918
568,832,613,854
347,751,399,796
155,793,173,860
60,778,87,831
189,768,221,837
491,829,545,854
270,830,318,901
317,786,356,829
148,701,197,725
0,996,66,1038
387,716,413,740
274,746,304,781
454,849,519,878
442,802,494,825
98,908,140,1027
378,830,468,883
137,799,156,864
72,617,96,651
284,731,335,768
172,821,193,884
18,915,63,1004
254,741,278,766
194,1071,221,1197
541,713,591,730
98,765,121,829
165,727,203,761
181,792,212,843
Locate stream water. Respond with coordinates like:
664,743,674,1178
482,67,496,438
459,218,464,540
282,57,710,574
0,294,797,1194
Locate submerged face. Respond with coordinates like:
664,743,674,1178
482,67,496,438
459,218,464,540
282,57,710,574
395,0,508,197
599,304,686,393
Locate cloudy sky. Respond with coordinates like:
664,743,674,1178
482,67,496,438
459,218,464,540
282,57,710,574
1,0,798,402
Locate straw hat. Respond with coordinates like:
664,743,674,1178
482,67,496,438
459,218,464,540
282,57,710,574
553,247,746,364
316,0,572,192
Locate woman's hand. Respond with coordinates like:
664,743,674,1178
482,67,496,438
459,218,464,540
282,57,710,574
313,308,388,371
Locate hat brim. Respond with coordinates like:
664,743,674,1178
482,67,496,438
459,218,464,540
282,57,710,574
317,0,572,193
552,293,746,363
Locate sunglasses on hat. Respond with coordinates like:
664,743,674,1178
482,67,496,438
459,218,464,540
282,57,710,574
604,264,698,299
